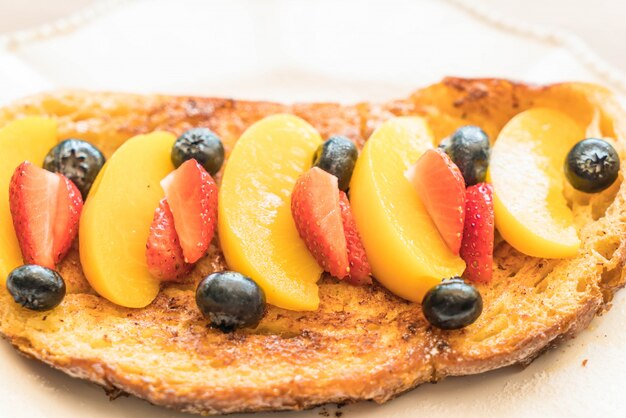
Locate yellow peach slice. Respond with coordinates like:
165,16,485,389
218,114,323,311
488,108,584,258
80,132,175,308
350,117,465,303
0,117,57,283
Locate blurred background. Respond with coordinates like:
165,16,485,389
0,0,624,104
0,0,624,70
482,0,624,72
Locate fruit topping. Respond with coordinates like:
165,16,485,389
43,138,106,199
80,132,176,308
161,159,218,264
218,114,323,311
6,264,66,311
460,183,494,283
172,128,225,176
0,117,57,283
422,277,483,330
196,271,266,332
338,191,372,285
291,167,371,283
9,162,83,269
406,148,466,255
489,108,583,258
146,199,193,281
350,117,465,303
312,135,359,191
565,138,620,193
291,167,348,278
10,163,60,268
440,125,490,186
53,175,84,263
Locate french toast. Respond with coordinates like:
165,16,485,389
0,78,625,415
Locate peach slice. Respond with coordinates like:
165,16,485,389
218,114,323,311
488,108,584,258
80,132,175,308
0,117,57,283
350,117,465,303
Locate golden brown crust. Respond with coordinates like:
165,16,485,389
0,78,625,415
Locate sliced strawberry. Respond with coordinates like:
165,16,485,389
161,159,218,264
291,167,349,279
460,183,494,284
9,161,83,269
53,175,83,264
406,148,466,255
338,191,372,285
9,162,59,269
146,199,192,281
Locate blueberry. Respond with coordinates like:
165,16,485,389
312,136,358,191
6,265,66,311
565,138,620,193
196,271,266,332
43,139,106,199
172,128,224,176
441,126,490,186
422,277,482,330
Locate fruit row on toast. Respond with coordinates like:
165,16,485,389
0,109,620,331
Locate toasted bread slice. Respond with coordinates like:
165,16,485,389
0,78,625,415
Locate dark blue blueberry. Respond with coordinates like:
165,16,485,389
422,277,482,330
43,139,106,198
440,126,490,186
565,138,620,193
196,271,266,332
313,136,358,191
172,128,224,176
6,265,66,311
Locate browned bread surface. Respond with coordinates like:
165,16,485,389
1,78,625,415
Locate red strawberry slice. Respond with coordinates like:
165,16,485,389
406,148,466,255
291,167,349,279
161,159,218,264
460,182,494,284
9,161,83,269
9,162,59,269
146,199,192,281
53,175,83,264
338,191,372,285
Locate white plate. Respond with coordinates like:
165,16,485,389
0,1,625,417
